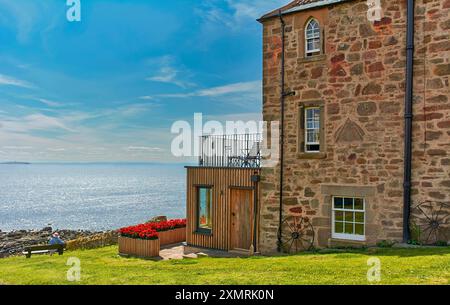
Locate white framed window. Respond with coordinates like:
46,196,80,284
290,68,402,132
305,107,320,152
305,19,321,57
332,196,366,241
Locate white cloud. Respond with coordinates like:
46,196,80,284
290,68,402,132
0,0,60,43
118,103,156,117
0,73,33,88
146,55,195,89
198,0,288,30
56,103,156,125
35,98,62,107
3,146,33,150
139,96,155,100
225,0,287,20
0,113,73,133
124,146,163,152
158,80,261,98
197,81,261,97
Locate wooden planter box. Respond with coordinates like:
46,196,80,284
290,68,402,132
118,236,160,258
159,227,187,246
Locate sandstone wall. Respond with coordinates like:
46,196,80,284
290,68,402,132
410,0,450,244
259,0,449,253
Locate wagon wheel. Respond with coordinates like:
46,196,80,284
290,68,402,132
278,215,315,254
412,201,450,245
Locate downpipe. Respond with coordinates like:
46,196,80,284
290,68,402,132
277,10,286,252
403,0,415,243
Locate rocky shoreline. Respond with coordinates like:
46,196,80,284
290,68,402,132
0,217,167,258
0,227,104,258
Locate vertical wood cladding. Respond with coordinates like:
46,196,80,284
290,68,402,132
186,167,261,251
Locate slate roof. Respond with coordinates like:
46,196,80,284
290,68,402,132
258,0,350,22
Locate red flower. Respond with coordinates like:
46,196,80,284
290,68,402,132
119,219,186,240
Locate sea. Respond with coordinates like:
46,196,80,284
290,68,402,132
0,163,186,232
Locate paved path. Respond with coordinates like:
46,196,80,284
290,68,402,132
159,243,249,260
159,244,185,260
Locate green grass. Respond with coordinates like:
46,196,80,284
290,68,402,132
0,246,449,285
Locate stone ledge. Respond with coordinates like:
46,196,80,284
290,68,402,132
321,184,377,197
297,54,326,64
297,152,327,159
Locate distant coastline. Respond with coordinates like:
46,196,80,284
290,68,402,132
0,161,31,165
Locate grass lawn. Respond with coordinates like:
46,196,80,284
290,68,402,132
0,246,449,285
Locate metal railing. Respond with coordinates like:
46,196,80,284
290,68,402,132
199,133,262,168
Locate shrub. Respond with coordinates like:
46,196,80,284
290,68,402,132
435,241,448,247
409,221,422,245
377,240,395,248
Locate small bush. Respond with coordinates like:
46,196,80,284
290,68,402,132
377,240,395,248
435,241,448,247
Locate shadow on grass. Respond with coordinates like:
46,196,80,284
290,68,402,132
251,246,450,259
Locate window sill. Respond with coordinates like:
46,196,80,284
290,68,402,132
194,229,212,236
297,152,327,160
298,54,326,64
329,237,367,248
331,235,366,242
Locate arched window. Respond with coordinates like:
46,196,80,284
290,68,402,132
305,19,321,57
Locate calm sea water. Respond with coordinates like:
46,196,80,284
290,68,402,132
0,163,186,231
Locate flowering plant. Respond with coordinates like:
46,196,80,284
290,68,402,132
151,219,187,232
119,219,186,240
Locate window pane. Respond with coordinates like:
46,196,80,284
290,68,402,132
307,130,319,143
344,212,354,222
344,198,353,209
313,39,321,50
354,198,364,210
198,188,212,230
305,108,320,147
306,20,320,54
333,197,366,239
335,222,344,233
345,223,354,234
355,224,364,235
334,197,343,209
306,144,320,152
355,212,364,223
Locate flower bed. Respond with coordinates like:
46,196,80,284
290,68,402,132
118,219,186,258
159,227,186,246
150,219,186,246
118,236,160,258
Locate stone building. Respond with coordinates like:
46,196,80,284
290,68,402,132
257,0,450,253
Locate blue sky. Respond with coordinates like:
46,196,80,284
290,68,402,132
0,0,286,162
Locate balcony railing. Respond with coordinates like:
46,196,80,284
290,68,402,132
199,133,262,168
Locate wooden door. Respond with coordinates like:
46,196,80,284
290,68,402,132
230,188,254,251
